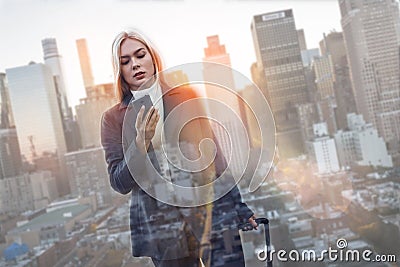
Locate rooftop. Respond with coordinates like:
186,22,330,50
10,204,91,233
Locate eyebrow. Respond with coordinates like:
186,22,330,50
120,48,145,59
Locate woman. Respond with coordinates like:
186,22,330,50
101,29,256,267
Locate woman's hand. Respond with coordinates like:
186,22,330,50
135,105,160,154
249,215,258,230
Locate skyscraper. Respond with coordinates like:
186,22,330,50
42,38,71,120
312,55,335,100
75,39,115,148
42,38,81,153
203,35,236,95
76,38,95,96
320,31,357,130
0,128,22,179
75,84,115,148
339,0,400,155
6,63,67,162
204,35,233,69
297,29,307,51
320,31,348,67
251,9,309,157
311,55,338,135
0,73,22,178
203,35,248,177
0,73,14,128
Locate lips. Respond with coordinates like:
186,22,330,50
134,71,146,78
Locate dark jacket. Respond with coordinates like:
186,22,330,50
101,86,253,260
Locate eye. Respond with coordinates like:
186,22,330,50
121,59,129,65
137,52,146,59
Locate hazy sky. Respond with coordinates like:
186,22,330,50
0,0,342,108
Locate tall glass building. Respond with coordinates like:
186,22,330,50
251,9,309,158
6,63,67,163
41,38,71,120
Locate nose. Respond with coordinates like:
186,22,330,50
131,57,140,70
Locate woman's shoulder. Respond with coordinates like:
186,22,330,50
103,102,121,116
102,102,125,126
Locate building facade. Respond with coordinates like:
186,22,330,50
76,38,95,94
65,147,113,207
203,35,248,177
0,128,22,179
75,86,115,148
41,38,71,121
6,63,67,163
320,31,357,131
251,9,309,158
30,171,58,210
0,73,14,128
340,0,400,155
307,123,340,174
0,174,34,215
334,113,393,168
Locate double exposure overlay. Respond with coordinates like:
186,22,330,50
0,0,399,266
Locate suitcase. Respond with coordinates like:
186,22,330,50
238,218,273,267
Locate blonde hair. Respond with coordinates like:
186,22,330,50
111,29,163,102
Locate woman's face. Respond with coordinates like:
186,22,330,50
120,38,156,91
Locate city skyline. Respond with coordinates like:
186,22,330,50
0,0,342,108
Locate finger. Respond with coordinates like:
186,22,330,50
135,105,145,129
135,106,146,140
249,216,258,229
251,221,258,230
145,106,155,123
155,112,160,124
148,109,159,128
145,112,158,133
143,113,157,137
144,110,161,140
146,114,160,136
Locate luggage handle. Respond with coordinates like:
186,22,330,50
238,217,273,267
238,217,269,231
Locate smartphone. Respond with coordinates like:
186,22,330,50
132,94,154,118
